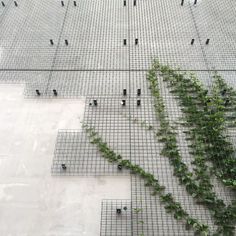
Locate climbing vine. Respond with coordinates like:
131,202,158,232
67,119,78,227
83,124,210,235
146,61,236,235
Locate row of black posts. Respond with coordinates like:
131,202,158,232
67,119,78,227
60,89,142,172
36,89,58,96
0,0,200,8
91,89,142,107
62,0,200,7
191,38,210,45
181,0,198,6
60,0,199,7
49,38,210,46
61,0,137,7
61,1,78,7
1,1,18,7
49,39,140,46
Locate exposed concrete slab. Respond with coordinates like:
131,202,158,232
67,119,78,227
0,84,131,236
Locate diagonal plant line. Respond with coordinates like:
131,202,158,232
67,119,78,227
156,64,236,188
212,73,236,128
83,124,210,236
148,60,236,235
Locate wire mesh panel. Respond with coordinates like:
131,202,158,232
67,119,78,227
0,0,11,22
0,0,235,235
51,130,130,176
84,97,131,160
52,0,129,70
129,0,207,70
131,176,193,236
190,0,236,70
0,70,33,84
0,0,68,69
24,71,50,97
100,200,132,236
158,74,236,204
129,97,217,235
47,71,130,98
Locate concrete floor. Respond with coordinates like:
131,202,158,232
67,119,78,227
0,84,130,236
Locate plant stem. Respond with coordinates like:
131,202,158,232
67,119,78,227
146,61,236,235
83,124,210,235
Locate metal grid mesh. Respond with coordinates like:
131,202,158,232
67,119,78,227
51,130,130,176
52,0,129,70
47,71,130,98
129,0,207,70
100,200,132,236
190,0,236,70
0,0,236,235
0,0,66,69
0,0,235,72
131,176,193,236
129,96,216,235
49,73,235,233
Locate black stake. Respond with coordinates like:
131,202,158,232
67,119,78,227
61,1,64,6
135,38,138,45
134,0,136,6
36,90,40,96
73,1,76,6
194,0,197,5
50,39,54,45
121,100,126,106
1,2,5,7
181,0,184,6
123,39,127,46
206,39,210,45
123,89,127,96
14,1,17,7
118,164,122,170
137,89,141,96
116,208,122,214
93,100,97,106
191,39,195,45
53,89,58,96
65,39,68,46
124,0,126,6
61,164,67,170
137,100,141,106
221,89,227,96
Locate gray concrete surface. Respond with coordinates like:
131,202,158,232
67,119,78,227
0,84,130,236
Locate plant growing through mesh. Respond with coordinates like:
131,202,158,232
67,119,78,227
83,124,210,236
212,73,236,128
146,60,236,235
155,63,236,189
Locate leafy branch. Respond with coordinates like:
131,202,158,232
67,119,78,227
157,63,236,189
146,60,236,235
83,124,210,236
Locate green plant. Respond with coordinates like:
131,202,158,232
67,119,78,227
146,61,236,235
83,124,210,235
156,64,236,189
133,208,143,214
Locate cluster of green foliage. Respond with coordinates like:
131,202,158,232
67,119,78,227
146,61,236,235
156,63,236,189
83,124,210,236
213,73,236,128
